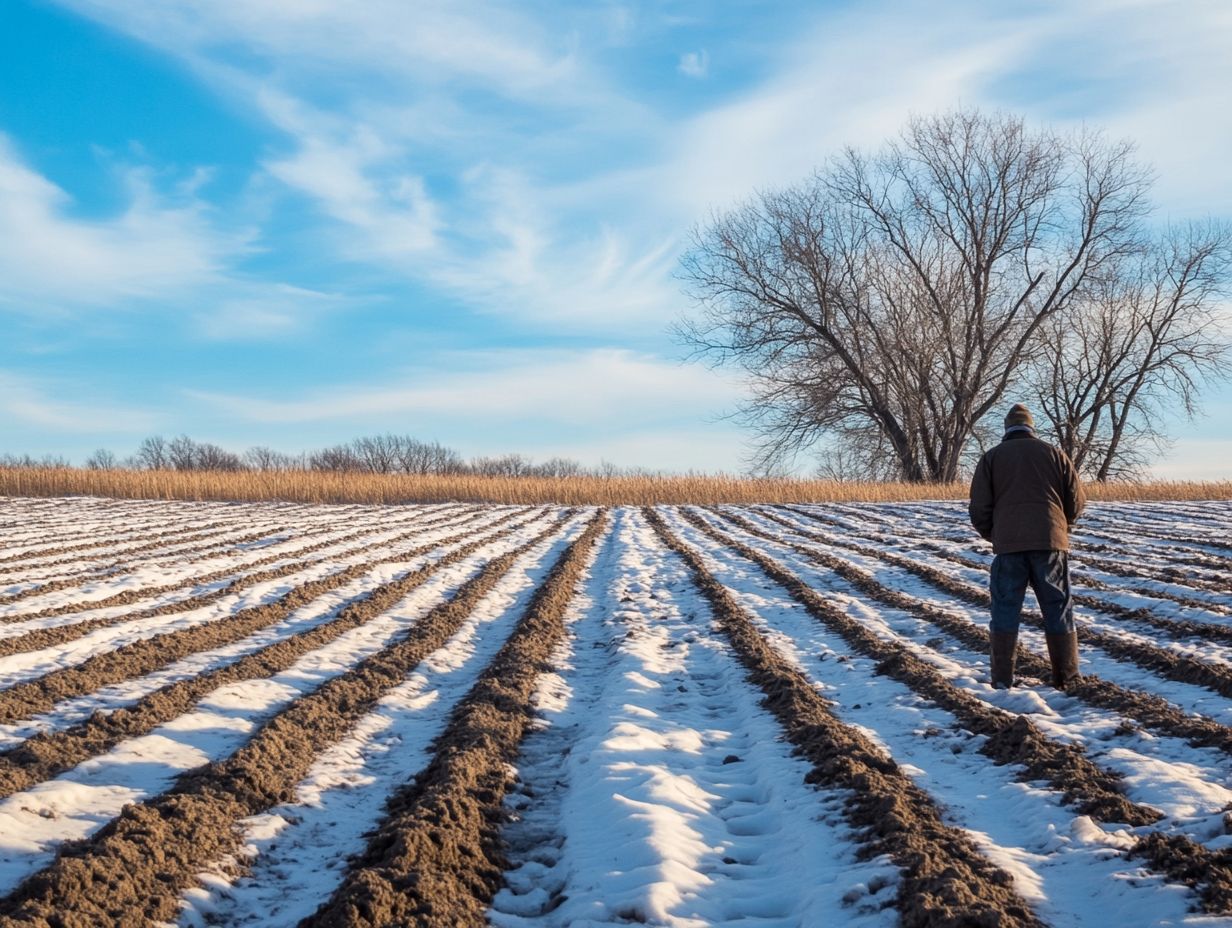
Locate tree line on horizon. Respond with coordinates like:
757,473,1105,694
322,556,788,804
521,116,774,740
0,434,653,479
680,108,1231,483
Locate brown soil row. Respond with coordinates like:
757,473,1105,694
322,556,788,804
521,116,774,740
0,505,463,625
0,513,240,565
1080,520,1232,555
783,508,1232,643
685,509,1157,825
0,509,335,580
772,509,1232,685
901,539,1232,619
645,509,1044,928
301,512,608,927
791,505,1232,602
0,509,560,800
0,507,525,724
1070,545,1231,595
696,508,1232,915
0,508,484,659
0,512,590,928
735,509,1232,757
0,522,296,603
1075,530,1232,573
1132,832,1232,914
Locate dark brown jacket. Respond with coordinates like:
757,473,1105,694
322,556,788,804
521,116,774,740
968,430,1085,554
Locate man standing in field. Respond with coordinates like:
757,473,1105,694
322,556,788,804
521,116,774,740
969,404,1086,691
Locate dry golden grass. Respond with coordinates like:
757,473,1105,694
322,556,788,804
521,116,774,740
1,467,1229,506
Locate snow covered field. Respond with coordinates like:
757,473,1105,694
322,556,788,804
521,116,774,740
0,496,1229,927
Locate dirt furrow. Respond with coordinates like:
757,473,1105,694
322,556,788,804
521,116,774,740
0,508,528,725
0,506,468,626
299,512,607,928
0,510,336,580
0,511,593,928
789,505,1232,601
643,508,1044,928
770,509,1232,679
904,540,1232,618
0,522,298,602
0,510,558,799
724,509,1232,757
0,514,240,566
682,509,1157,824
0,509,481,660
788,507,1232,630
686,509,1232,915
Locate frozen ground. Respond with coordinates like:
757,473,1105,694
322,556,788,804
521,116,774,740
0,496,1229,927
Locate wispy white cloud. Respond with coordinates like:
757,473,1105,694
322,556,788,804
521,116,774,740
0,136,248,312
0,370,158,433
188,347,741,426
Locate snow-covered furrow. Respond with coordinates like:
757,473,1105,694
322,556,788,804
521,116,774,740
733,508,1232,730
0,520,298,593
0,507,506,689
168,515,591,927
0,512,246,567
0,506,457,637
694,510,1232,831
0,510,540,750
772,508,1232,640
798,517,1232,685
0,508,437,620
662,508,1214,925
0,512,585,897
490,508,896,928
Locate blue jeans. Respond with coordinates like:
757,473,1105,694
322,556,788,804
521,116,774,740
989,550,1075,635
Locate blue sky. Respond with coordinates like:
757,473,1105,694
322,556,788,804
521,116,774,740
1,0,1229,475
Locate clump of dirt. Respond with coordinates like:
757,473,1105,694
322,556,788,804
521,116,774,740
1131,833,1232,914
0,511,590,928
302,511,608,927
646,508,1044,928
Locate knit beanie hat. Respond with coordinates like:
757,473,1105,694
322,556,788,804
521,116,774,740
1004,403,1034,429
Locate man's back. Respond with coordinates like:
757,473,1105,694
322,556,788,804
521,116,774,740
969,431,1085,554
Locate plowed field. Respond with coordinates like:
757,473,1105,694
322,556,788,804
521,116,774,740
0,496,1230,927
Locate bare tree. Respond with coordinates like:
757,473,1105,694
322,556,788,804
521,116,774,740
194,442,245,471
680,109,1151,481
1028,221,1232,480
470,453,534,477
84,449,118,470
244,446,300,471
133,435,169,470
309,444,362,472
166,435,199,471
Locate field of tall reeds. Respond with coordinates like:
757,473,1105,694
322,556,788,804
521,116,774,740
1,467,1228,506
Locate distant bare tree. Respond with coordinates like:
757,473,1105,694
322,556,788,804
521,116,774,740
392,437,465,475
681,109,1152,481
470,453,534,477
530,457,585,478
309,444,362,472
351,435,400,474
1028,221,1232,480
166,435,199,471
194,442,245,471
244,446,300,471
133,435,169,470
84,449,118,471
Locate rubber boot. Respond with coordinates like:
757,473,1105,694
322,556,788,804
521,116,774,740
989,631,1018,689
1045,632,1081,690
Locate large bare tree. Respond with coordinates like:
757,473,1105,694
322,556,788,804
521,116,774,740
1028,221,1232,480
680,109,1153,481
